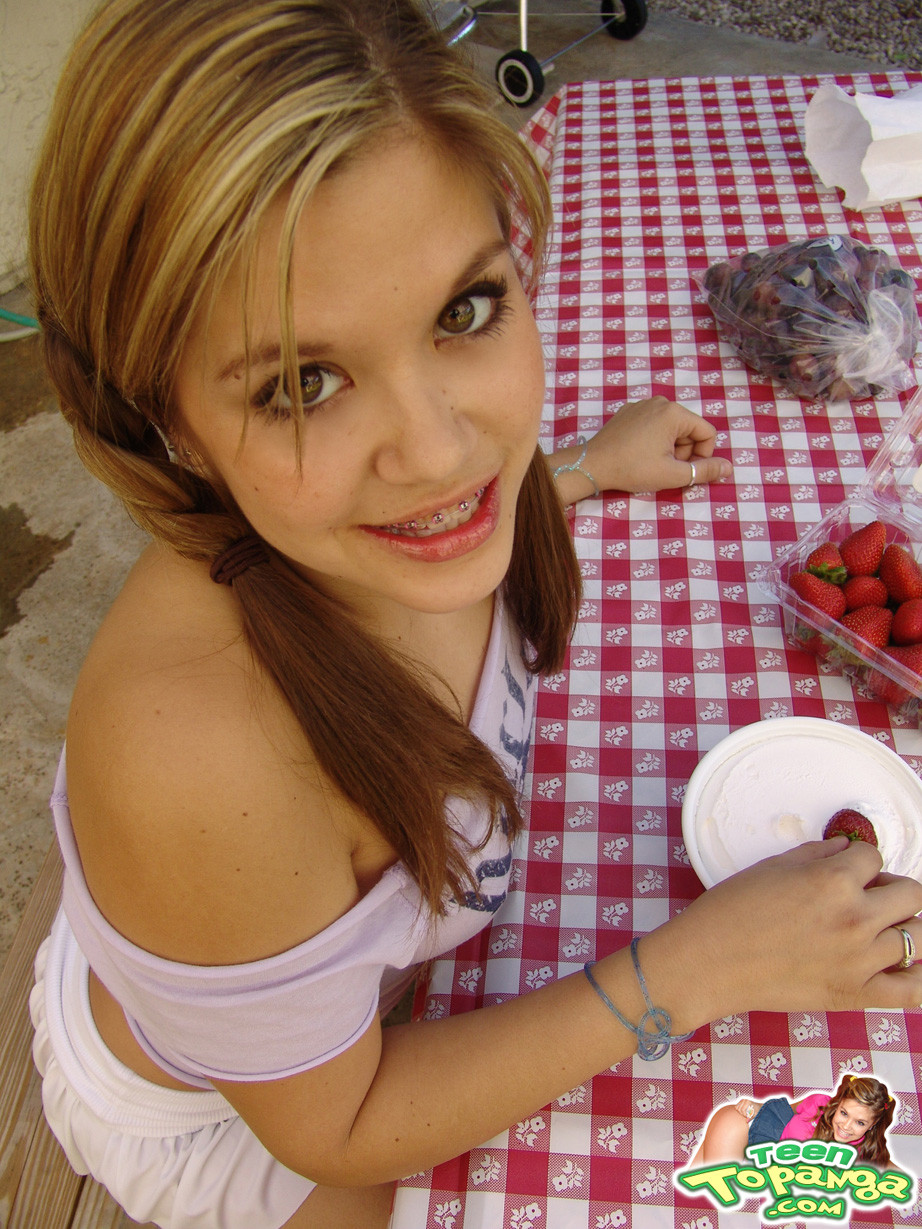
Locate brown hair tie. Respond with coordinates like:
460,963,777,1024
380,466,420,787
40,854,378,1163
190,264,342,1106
209,535,269,584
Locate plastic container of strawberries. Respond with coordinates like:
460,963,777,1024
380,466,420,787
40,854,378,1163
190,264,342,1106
759,386,922,719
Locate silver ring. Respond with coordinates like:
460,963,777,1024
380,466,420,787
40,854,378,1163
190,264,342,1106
687,460,698,487
895,926,916,970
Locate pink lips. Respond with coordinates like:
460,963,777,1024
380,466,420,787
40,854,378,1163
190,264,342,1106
361,478,500,563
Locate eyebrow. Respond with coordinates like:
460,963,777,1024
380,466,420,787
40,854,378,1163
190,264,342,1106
213,237,512,384
445,237,511,301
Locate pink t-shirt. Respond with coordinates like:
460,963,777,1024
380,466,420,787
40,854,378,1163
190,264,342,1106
780,1093,831,1140
49,596,535,1087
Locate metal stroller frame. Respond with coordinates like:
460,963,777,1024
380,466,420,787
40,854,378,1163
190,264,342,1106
433,1,648,108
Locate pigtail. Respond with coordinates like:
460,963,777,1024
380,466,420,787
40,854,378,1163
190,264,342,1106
38,320,241,557
229,552,532,912
856,1089,894,1167
506,449,583,675
29,0,581,916
224,449,578,913
41,314,544,913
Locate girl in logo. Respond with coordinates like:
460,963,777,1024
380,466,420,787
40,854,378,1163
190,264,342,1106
693,1074,895,1167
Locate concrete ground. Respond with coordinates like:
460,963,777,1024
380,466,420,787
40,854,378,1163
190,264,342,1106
464,0,892,125
0,2,895,963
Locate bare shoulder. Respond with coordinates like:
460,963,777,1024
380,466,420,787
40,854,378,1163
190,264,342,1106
65,544,361,964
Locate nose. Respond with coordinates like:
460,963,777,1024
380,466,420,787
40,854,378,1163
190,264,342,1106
371,360,475,486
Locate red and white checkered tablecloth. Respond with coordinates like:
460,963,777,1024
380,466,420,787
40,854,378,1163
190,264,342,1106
392,74,922,1229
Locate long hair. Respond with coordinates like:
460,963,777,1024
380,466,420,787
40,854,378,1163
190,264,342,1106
29,0,581,913
813,1075,894,1166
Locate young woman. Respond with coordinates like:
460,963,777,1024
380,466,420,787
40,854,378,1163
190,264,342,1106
692,1074,895,1167
27,2,922,1227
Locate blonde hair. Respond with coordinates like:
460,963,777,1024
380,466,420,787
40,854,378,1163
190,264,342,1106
32,0,551,463
30,0,579,911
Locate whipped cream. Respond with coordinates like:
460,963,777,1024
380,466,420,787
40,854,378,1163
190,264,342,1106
686,720,922,887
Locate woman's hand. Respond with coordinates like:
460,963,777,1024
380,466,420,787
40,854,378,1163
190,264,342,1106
636,837,922,1032
550,396,732,504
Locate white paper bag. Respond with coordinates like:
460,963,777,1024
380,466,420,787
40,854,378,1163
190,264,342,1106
804,82,922,210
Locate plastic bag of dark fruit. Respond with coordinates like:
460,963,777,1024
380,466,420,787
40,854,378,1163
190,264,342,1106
699,235,920,400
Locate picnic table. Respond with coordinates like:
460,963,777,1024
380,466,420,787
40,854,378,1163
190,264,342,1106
391,70,922,1229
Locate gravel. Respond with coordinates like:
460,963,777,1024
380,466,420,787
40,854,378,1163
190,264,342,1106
651,0,922,72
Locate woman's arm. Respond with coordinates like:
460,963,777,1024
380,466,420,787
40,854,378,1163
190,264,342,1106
550,395,732,505
213,839,922,1185
68,552,922,1189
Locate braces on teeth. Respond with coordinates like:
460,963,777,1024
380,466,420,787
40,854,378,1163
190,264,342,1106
386,486,486,532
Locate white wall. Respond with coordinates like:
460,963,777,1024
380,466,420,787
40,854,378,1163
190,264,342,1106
0,0,97,292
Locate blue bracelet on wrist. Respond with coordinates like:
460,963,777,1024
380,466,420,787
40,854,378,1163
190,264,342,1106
583,937,694,1061
552,436,600,498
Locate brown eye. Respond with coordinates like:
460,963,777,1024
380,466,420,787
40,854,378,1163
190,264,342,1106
434,278,509,341
299,367,325,403
253,364,345,421
439,296,478,334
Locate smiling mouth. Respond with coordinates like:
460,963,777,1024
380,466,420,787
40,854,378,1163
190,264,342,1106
380,486,487,538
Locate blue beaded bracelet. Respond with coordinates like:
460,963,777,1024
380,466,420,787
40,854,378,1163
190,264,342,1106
552,437,600,498
583,938,694,1061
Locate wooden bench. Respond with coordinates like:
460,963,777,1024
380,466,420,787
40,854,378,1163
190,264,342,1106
0,841,153,1228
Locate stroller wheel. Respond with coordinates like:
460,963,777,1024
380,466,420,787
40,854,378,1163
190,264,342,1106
601,0,648,40
495,49,544,107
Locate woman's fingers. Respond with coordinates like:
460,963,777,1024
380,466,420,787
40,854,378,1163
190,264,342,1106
677,836,922,1016
872,916,922,972
583,397,732,493
859,925,922,1009
683,454,732,487
770,834,852,863
778,838,922,947
868,873,922,929
792,840,922,1006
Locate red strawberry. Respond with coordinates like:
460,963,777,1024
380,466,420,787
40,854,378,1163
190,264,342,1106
839,520,887,577
868,643,922,705
866,667,912,706
822,808,878,846
789,571,847,620
793,623,832,661
842,574,888,611
840,605,893,648
879,543,922,603
891,597,922,646
806,541,846,584
886,643,922,678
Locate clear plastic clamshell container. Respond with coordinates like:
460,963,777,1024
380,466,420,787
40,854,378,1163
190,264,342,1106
760,387,922,719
